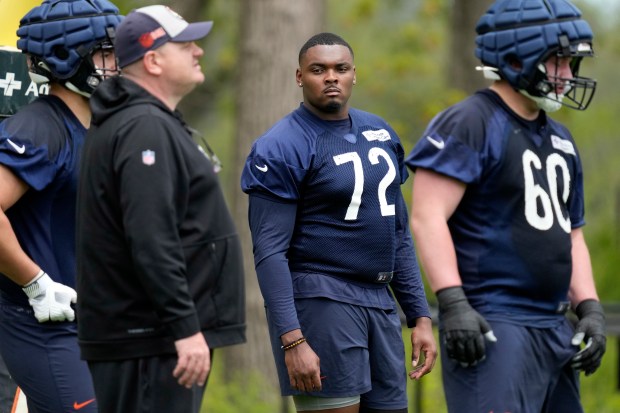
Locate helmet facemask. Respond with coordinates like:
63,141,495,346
522,35,596,112
65,27,120,97
17,0,123,98
475,0,597,112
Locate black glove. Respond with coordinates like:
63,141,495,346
571,299,606,376
437,286,497,367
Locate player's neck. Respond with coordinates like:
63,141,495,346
303,102,349,121
490,81,540,121
50,83,92,128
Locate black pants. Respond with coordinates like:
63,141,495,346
88,353,212,413
0,355,16,413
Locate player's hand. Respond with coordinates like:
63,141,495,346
409,316,438,380
173,332,211,388
571,299,606,376
282,332,321,392
436,286,497,367
22,271,77,323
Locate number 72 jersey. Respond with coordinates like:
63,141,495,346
241,104,410,283
405,89,584,320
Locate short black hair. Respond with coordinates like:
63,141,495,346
298,32,354,64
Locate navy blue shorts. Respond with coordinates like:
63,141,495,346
267,297,408,411
0,303,97,413
441,318,583,413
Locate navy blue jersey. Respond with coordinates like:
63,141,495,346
244,105,406,279
406,89,584,325
242,104,429,335
0,95,86,305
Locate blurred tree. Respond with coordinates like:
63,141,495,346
229,0,326,405
448,0,493,92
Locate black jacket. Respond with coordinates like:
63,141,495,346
76,76,245,360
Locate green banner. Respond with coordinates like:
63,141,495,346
0,48,48,119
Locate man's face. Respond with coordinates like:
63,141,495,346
155,41,205,96
296,44,356,120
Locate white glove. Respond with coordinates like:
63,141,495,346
22,270,77,323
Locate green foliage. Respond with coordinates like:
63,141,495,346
201,353,284,413
326,0,462,148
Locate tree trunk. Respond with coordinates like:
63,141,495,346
227,0,325,399
448,0,494,93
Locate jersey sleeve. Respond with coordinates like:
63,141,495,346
240,118,313,201
0,104,67,190
405,98,487,184
249,194,300,337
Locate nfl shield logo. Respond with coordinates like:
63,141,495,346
142,150,156,166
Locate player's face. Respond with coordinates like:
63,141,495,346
297,44,356,120
92,48,119,79
544,55,573,95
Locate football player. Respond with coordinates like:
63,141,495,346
0,1,121,412
406,0,605,412
241,32,437,413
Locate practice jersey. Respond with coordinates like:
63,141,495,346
243,104,410,282
406,89,584,325
0,95,85,306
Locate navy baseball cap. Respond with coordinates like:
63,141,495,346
115,5,213,68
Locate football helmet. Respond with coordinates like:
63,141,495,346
475,0,596,111
17,0,122,97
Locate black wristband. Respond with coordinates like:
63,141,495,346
436,286,468,310
575,299,605,319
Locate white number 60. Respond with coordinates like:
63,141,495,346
522,149,571,233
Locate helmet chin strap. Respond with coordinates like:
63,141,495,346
65,81,92,98
519,89,564,113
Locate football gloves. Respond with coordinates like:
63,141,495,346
437,286,497,367
571,299,606,375
22,270,77,323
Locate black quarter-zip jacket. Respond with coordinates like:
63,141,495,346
76,76,245,360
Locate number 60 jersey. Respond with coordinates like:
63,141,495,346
241,103,411,284
406,89,585,325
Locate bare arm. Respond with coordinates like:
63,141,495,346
411,168,497,367
567,227,606,375
568,227,599,306
410,168,466,292
0,164,39,285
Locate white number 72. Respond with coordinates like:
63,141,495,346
333,147,396,220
